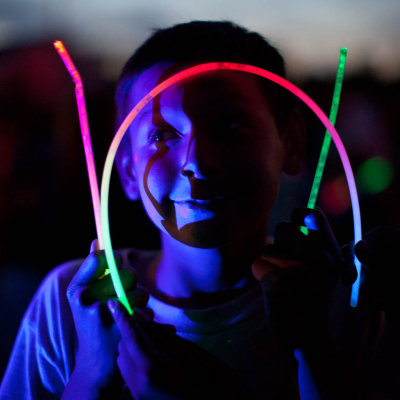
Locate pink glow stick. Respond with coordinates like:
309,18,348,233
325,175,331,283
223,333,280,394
54,41,104,250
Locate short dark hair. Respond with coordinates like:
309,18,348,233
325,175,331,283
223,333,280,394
115,20,294,133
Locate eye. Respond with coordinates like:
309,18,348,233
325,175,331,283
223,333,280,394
227,120,248,130
149,127,180,144
217,117,253,138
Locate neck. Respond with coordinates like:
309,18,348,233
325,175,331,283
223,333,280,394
144,230,264,308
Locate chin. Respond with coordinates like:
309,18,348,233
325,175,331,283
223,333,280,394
160,217,231,248
161,215,265,249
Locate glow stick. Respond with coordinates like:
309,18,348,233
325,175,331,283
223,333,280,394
308,48,348,209
100,62,362,312
299,48,361,306
53,41,104,250
300,48,347,236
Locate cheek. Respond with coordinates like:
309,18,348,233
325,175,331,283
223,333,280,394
237,145,284,205
135,150,179,223
259,156,285,207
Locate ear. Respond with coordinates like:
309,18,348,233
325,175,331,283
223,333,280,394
115,146,140,201
281,109,306,175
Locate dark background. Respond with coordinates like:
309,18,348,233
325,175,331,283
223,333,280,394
1,8,399,380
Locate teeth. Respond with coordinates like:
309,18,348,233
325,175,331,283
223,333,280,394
188,199,212,204
174,197,223,203
174,201,216,230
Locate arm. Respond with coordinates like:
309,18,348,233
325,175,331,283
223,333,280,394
355,225,400,323
293,329,360,399
253,208,361,400
0,261,78,400
61,246,148,400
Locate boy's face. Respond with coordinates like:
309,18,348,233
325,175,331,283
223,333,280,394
123,62,293,248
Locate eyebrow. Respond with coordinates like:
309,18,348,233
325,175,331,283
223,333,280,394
129,89,265,127
131,109,172,128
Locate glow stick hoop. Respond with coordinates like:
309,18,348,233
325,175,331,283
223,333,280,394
100,62,362,312
53,41,104,250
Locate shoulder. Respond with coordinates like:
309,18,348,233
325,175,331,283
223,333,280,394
26,258,84,316
33,247,159,302
0,258,84,400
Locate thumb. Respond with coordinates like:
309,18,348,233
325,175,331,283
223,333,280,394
108,299,132,335
252,258,278,282
90,238,100,253
67,243,108,301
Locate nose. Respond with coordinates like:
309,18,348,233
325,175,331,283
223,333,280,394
180,132,218,180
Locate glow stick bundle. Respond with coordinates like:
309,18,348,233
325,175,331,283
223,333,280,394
55,43,362,311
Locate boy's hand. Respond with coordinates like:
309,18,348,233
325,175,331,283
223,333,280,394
252,208,345,351
63,245,148,398
355,225,400,323
108,299,254,400
252,209,363,399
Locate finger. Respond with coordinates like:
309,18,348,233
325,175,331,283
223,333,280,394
341,259,358,286
138,321,177,345
292,207,320,231
354,240,375,266
262,244,309,271
252,257,279,281
67,252,108,301
108,299,157,363
89,239,100,253
355,226,400,274
143,307,155,321
261,245,305,268
278,208,341,266
129,308,152,323
83,268,136,302
361,225,400,252
126,288,149,310
293,207,337,252
72,252,107,285
340,242,358,285
259,265,310,297
118,339,138,373
274,222,315,261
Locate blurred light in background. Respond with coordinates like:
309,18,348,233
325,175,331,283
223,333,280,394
356,156,394,194
320,175,351,216
0,0,400,81
1,0,400,379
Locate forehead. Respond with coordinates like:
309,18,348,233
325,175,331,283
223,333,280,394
126,62,272,116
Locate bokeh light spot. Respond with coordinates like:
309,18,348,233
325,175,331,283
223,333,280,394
356,156,393,194
320,175,351,216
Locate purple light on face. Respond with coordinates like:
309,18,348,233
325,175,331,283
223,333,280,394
100,62,362,311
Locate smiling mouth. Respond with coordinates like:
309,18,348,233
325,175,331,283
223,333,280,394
172,197,232,211
174,198,223,205
173,199,224,230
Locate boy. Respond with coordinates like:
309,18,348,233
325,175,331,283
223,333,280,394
0,21,373,399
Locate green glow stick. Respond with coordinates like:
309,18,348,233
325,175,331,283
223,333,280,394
101,160,133,315
301,48,347,235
